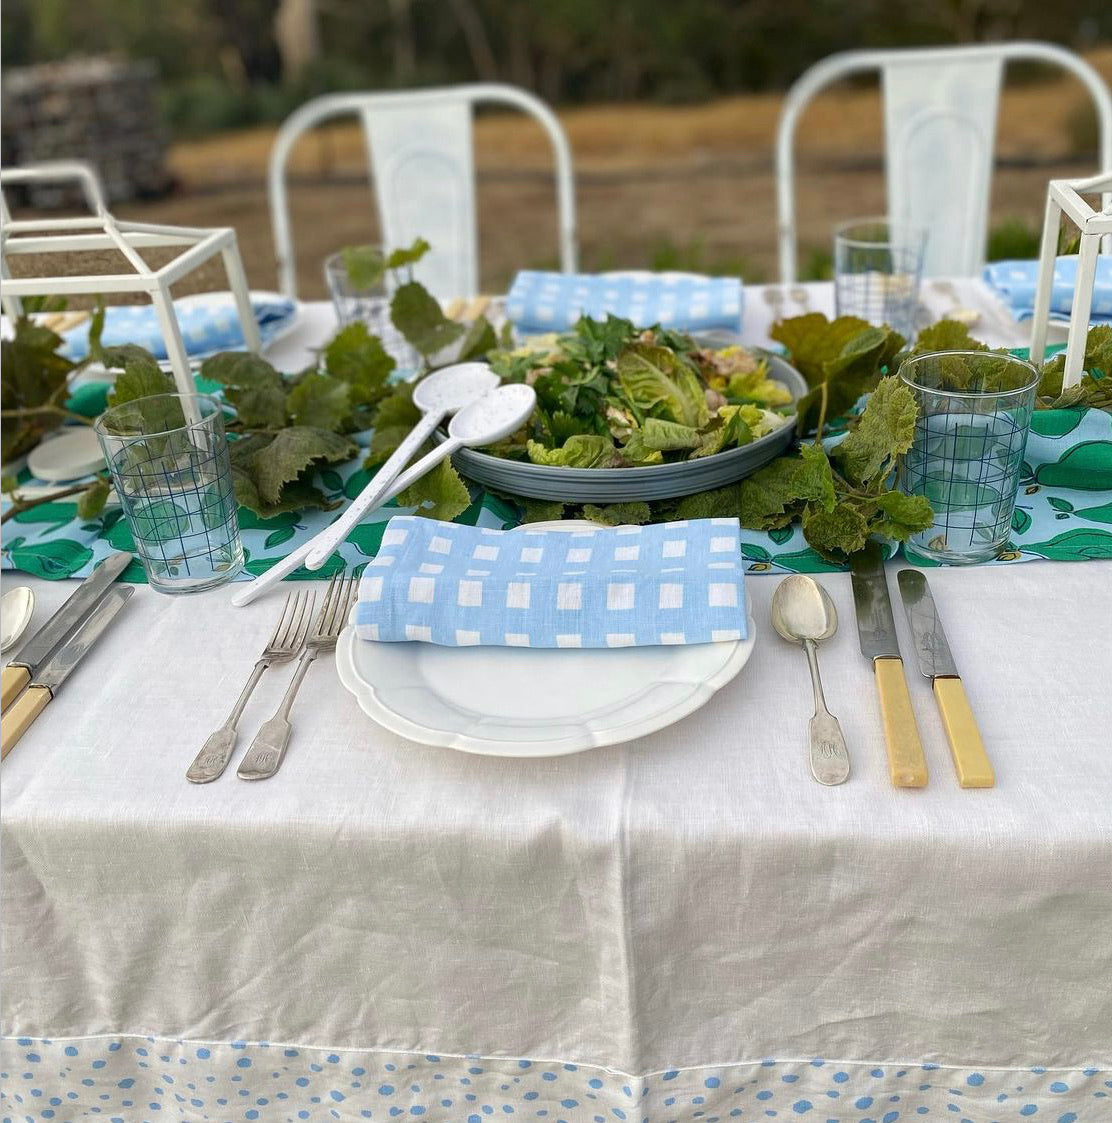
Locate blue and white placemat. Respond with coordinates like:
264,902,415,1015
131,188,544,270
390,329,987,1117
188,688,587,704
355,515,748,647
506,271,744,334
983,256,1112,323
60,294,297,361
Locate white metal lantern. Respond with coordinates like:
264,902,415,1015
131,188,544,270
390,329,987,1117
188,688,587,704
1028,171,1112,390
0,161,262,401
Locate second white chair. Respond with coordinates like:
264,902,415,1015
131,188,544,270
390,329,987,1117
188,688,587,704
268,83,578,301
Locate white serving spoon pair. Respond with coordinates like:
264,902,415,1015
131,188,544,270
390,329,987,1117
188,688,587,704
231,364,535,608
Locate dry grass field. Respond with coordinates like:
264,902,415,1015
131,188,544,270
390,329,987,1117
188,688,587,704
10,47,1111,299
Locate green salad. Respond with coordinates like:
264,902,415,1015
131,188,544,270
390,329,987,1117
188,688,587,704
482,315,794,468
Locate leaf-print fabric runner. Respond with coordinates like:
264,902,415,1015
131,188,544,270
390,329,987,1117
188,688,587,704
3,408,1111,582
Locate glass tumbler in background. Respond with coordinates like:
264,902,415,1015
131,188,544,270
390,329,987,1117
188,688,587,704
897,351,1040,565
95,393,243,593
324,247,422,371
834,218,927,338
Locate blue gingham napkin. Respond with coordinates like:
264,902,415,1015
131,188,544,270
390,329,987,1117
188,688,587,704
59,296,297,361
983,257,1112,323
355,515,747,648
506,271,744,334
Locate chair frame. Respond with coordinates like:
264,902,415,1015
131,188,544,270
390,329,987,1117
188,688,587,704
268,82,578,300
775,41,1112,282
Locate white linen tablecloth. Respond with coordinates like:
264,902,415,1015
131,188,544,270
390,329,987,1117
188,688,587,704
2,282,1110,1123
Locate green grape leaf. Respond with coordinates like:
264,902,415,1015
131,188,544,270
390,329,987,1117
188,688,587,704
390,281,465,358
582,501,654,526
76,478,111,520
394,456,471,521
833,376,917,486
323,323,396,407
802,502,871,559
286,373,351,431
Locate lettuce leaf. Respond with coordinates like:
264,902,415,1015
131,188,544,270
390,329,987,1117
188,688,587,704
526,435,617,468
616,343,709,429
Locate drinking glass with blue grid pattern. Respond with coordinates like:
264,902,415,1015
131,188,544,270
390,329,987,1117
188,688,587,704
897,351,1040,564
95,393,243,593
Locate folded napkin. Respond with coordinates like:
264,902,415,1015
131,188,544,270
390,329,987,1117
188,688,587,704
506,270,743,335
983,257,1112,323
60,297,297,361
355,515,747,648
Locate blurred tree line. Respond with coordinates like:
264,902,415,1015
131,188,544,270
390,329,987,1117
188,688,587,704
3,0,1110,137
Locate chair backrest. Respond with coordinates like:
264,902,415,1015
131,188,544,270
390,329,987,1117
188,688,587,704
268,83,577,301
775,42,1112,281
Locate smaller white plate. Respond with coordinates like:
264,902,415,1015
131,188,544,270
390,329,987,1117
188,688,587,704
336,521,755,756
27,427,104,482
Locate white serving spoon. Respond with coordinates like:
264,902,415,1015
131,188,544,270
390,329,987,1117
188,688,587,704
230,383,536,608
1,587,35,654
303,363,499,571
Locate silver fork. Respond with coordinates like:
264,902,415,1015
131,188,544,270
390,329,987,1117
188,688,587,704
237,572,358,781
187,589,316,783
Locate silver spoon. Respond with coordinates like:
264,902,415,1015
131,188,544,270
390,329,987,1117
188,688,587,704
1,587,35,654
770,575,851,785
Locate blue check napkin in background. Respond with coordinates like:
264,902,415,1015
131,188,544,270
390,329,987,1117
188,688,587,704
506,271,744,335
59,296,297,361
355,515,748,648
983,256,1112,323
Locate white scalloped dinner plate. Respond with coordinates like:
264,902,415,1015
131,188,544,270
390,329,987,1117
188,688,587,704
335,522,756,756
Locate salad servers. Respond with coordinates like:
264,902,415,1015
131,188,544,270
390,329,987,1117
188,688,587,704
231,382,537,608
186,589,316,784
238,572,358,781
304,362,499,571
770,575,851,786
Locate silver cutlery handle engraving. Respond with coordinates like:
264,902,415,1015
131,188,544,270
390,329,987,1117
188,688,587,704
237,648,317,780
803,639,850,785
186,660,268,783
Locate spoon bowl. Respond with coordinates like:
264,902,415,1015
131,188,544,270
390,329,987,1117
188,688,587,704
412,363,500,414
447,383,536,446
770,574,838,644
1,586,35,654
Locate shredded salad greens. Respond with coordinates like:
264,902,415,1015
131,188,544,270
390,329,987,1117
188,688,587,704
480,316,793,468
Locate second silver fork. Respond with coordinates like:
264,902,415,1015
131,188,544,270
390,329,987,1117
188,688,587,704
187,589,316,783
237,572,358,781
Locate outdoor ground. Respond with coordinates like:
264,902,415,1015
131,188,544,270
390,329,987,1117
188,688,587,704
9,47,1112,299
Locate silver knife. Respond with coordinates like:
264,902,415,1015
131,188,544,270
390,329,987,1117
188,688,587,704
0,551,132,713
0,585,134,760
897,570,994,788
849,541,928,787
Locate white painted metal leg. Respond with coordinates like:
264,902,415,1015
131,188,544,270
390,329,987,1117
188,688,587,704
151,282,202,423
1062,232,1101,390
1028,191,1062,368
220,235,262,353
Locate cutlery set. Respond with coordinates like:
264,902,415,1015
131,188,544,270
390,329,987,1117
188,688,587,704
774,555,992,789
188,572,357,783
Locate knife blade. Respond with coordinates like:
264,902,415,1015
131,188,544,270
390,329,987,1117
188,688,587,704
849,542,928,788
0,585,133,760
897,570,993,788
0,551,132,712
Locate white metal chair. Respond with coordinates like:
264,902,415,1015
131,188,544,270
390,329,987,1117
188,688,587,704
268,83,578,301
775,42,1112,281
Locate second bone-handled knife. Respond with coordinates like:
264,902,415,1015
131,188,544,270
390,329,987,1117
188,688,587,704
897,569,994,789
850,542,928,788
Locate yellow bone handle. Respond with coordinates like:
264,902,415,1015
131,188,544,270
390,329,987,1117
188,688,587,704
1,684,51,760
933,676,994,788
874,656,929,788
1,665,30,713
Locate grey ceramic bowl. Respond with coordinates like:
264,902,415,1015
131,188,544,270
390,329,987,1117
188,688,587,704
442,350,807,502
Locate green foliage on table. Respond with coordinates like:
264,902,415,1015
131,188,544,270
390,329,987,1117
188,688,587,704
1037,325,1112,411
